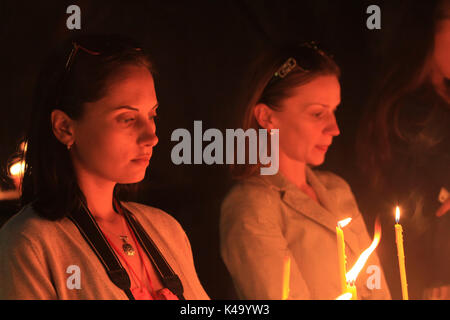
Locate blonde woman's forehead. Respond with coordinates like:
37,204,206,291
283,75,341,108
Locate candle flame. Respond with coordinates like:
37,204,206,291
395,206,400,223
336,292,353,300
346,218,381,283
338,217,352,228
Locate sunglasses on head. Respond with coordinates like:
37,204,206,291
64,35,143,71
56,35,143,106
268,41,334,85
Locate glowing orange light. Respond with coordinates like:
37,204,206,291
346,219,381,284
9,160,25,177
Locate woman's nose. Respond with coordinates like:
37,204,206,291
139,118,158,148
324,114,340,137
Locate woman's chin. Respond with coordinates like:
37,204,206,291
117,171,147,184
307,155,326,167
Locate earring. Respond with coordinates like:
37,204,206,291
67,143,73,150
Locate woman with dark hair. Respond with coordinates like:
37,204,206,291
357,0,450,299
220,43,391,299
0,34,208,300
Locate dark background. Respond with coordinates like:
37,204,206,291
0,1,407,299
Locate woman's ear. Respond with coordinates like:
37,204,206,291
51,109,75,147
254,103,276,130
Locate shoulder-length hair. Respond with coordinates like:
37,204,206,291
231,42,341,180
20,34,156,220
356,0,446,189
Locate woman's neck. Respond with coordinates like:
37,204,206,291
279,153,308,189
75,168,118,223
278,153,318,202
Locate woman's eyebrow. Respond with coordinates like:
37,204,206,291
112,105,139,112
304,101,341,109
112,103,158,112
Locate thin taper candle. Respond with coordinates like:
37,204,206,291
395,206,409,300
336,218,352,293
282,255,291,300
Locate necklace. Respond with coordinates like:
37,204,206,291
99,212,136,256
119,235,136,256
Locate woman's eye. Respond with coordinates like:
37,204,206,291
122,118,136,123
117,115,136,124
312,111,325,118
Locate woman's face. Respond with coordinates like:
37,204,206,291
271,75,341,167
433,1,450,80
71,65,158,185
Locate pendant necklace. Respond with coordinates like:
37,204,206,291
119,234,136,256
118,211,136,256
100,213,136,256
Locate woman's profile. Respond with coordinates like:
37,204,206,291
0,34,208,300
220,42,391,300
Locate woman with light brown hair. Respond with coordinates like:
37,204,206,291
220,42,391,300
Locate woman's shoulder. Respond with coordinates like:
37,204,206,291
220,176,284,225
223,176,280,204
0,205,59,238
231,174,284,194
0,204,66,254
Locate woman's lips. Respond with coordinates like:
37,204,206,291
315,145,329,152
131,155,151,165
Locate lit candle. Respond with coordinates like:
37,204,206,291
336,218,352,294
282,255,290,300
346,282,358,300
395,206,408,300
344,217,382,301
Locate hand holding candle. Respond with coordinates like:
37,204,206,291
395,206,409,300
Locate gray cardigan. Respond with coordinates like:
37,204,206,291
0,201,209,300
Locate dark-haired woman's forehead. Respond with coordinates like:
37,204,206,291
92,65,157,115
